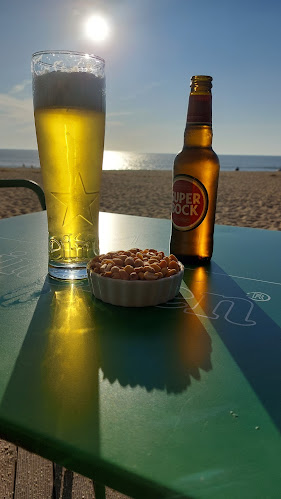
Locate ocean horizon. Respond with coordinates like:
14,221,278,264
0,148,281,172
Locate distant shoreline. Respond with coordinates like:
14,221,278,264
1,149,281,172
1,164,281,173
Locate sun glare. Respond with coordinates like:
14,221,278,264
85,15,110,42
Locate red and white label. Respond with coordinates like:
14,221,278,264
172,175,208,231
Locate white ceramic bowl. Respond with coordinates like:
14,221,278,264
87,262,184,307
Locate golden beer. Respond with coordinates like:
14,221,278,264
32,51,105,279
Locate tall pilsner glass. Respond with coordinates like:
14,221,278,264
32,51,105,280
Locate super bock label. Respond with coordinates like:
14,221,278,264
172,175,208,231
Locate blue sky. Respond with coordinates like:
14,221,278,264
0,0,281,155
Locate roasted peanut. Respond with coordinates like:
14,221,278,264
144,271,158,280
129,272,139,280
167,269,177,277
112,272,121,279
112,257,123,266
124,264,134,274
161,267,169,276
125,256,135,267
118,254,128,262
150,263,161,272
89,249,181,281
143,265,155,273
155,272,163,279
111,266,120,273
119,269,129,280
134,258,144,267
169,254,178,261
135,266,144,273
168,260,179,271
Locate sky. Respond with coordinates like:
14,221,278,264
0,0,281,155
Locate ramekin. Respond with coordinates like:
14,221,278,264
87,262,184,307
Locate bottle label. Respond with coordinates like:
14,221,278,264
172,175,208,231
187,94,212,124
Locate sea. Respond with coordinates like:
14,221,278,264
0,149,281,172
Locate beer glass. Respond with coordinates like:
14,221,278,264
32,51,105,280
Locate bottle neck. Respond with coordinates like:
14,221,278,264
184,124,213,148
184,80,213,148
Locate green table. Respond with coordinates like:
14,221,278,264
0,211,281,498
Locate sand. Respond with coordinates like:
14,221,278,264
0,167,281,230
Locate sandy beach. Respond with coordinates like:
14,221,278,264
0,167,280,230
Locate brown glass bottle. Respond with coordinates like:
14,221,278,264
170,75,220,264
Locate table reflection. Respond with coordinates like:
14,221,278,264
42,284,99,431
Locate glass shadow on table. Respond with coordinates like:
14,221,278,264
0,271,213,400
0,273,213,499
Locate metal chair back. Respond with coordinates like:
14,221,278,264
0,179,46,210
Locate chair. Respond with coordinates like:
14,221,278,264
0,179,46,210
0,179,109,497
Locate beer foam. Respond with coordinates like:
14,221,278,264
33,70,105,111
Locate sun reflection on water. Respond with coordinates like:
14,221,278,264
102,150,136,170
102,150,173,171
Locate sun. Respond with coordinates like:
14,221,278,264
85,15,110,42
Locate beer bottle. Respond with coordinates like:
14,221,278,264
170,75,220,264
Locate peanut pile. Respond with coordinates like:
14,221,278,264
88,248,181,281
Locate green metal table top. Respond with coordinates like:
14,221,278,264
0,211,281,498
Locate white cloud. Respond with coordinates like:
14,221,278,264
0,93,33,122
0,90,36,148
9,79,32,95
